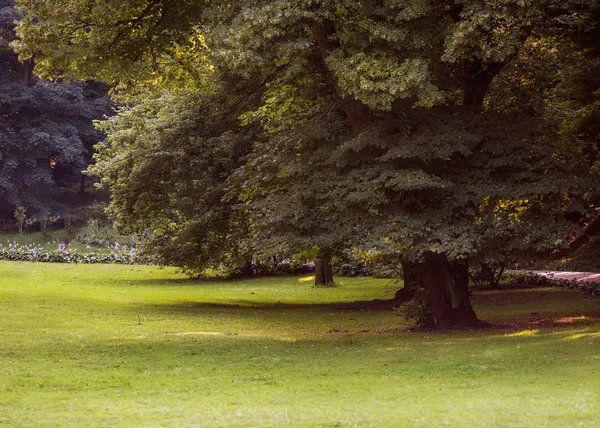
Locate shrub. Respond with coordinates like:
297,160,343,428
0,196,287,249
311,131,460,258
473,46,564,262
40,211,60,234
400,288,434,328
332,251,371,277
0,242,146,265
503,271,600,297
469,259,506,289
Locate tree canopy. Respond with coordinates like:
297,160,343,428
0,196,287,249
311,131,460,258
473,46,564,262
14,0,600,327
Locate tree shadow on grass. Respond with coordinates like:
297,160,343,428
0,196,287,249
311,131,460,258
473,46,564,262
139,297,407,313
472,288,600,330
131,288,600,333
117,275,322,287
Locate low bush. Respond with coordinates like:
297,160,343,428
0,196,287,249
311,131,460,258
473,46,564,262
469,259,506,289
332,249,402,278
399,287,434,328
0,242,145,265
503,271,600,297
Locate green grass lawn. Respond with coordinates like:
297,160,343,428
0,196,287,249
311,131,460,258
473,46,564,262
1,261,599,427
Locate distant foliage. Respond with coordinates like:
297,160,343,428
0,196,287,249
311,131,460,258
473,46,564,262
332,249,404,278
333,251,372,277
0,0,111,218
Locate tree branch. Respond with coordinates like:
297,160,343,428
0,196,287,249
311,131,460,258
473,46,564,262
310,20,370,132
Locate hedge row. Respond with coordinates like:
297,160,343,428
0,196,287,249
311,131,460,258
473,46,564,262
504,271,600,297
0,246,144,265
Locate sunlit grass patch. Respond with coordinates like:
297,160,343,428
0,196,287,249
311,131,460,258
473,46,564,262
561,331,600,341
507,329,540,337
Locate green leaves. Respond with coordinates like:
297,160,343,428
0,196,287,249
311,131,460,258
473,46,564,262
90,87,257,276
327,53,441,110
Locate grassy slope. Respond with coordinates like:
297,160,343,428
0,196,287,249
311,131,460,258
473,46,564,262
0,261,599,427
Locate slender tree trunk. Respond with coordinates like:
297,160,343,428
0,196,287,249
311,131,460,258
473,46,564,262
314,258,334,286
395,261,419,301
462,60,496,107
22,58,35,85
569,234,590,251
417,252,479,329
79,173,86,195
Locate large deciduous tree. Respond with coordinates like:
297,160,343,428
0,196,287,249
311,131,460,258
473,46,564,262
15,0,600,328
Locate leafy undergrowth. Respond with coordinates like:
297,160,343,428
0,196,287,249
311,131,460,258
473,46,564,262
0,261,599,427
532,236,600,273
499,271,600,297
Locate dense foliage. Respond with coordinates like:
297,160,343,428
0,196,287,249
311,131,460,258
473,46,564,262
90,89,256,277
14,0,600,327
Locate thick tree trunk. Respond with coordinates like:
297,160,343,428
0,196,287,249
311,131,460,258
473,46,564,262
417,252,455,329
463,60,495,107
417,252,479,329
314,258,334,286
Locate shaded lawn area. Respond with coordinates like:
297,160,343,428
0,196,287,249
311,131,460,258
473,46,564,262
0,261,599,427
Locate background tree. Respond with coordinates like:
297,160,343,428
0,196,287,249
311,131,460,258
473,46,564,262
0,0,111,223
90,87,256,277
